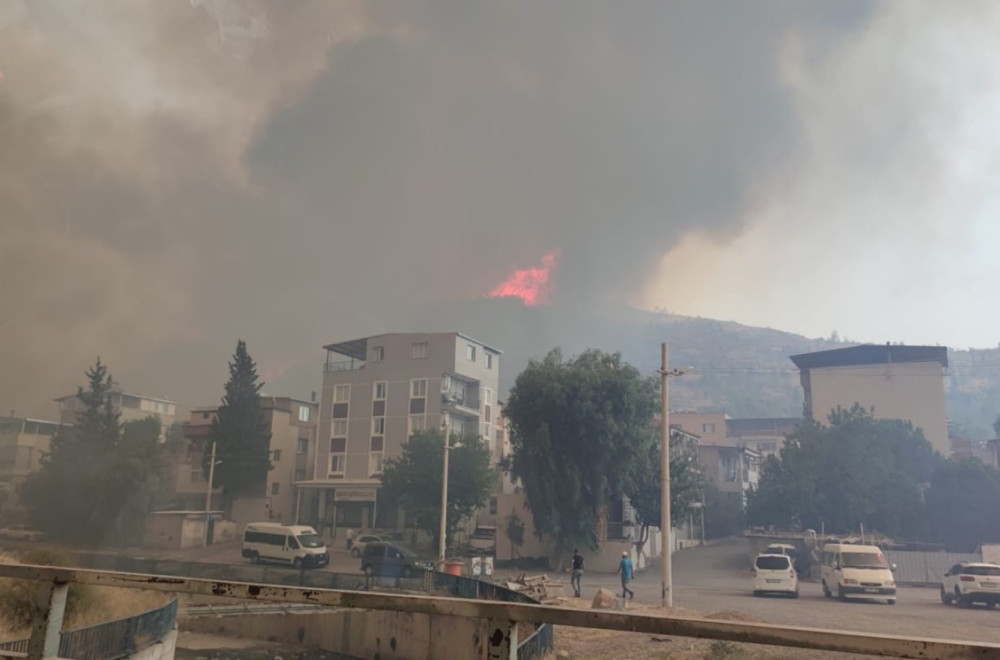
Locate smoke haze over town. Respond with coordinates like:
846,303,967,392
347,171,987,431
4,1,1000,418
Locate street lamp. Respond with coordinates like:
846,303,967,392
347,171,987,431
659,343,691,608
203,441,222,547
438,416,451,565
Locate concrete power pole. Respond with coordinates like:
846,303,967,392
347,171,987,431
438,416,451,565
660,343,690,608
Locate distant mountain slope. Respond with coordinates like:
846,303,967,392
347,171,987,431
403,298,1000,441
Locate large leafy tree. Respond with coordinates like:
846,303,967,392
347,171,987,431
504,348,657,552
205,340,272,513
22,358,161,546
379,428,494,549
925,458,1000,552
626,429,708,552
747,405,940,538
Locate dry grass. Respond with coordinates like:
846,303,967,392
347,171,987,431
0,548,169,641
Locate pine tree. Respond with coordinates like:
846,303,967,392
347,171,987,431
206,340,273,513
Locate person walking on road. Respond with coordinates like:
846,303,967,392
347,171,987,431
617,550,634,600
346,528,355,552
571,549,584,597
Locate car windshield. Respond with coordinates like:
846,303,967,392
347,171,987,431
297,533,324,548
755,556,791,570
842,552,888,569
963,565,1000,576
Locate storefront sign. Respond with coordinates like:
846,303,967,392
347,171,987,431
335,487,377,502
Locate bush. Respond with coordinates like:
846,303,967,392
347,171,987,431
0,549,101,630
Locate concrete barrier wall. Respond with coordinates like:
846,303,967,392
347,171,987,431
183,609,487,660
885,550,980,585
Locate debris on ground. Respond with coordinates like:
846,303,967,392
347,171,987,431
504,573,565,603
590,587,624,610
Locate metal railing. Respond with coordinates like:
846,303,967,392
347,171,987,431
3,563,1000,659
0,598,176,660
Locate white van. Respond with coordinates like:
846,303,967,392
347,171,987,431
242,523,329,568
821,543,896,604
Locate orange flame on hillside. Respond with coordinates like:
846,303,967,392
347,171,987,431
488,250,559,306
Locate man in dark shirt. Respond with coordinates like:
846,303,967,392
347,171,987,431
571,549,584,597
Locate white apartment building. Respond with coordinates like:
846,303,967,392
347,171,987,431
299,332,502,536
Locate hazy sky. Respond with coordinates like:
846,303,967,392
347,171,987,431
2,1,996,417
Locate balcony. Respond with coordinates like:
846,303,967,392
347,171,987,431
324,359,365,373
441,392,480,412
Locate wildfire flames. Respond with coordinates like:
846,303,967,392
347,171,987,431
488,250,558,306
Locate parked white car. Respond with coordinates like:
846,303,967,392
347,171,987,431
941,562,1000,608
350,534,383,558
0,524,44,541
752,553,798,598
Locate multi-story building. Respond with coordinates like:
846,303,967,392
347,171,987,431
670,411,729,445
54,390,176,441
0,417,70,511
790,344,949,455
169,396,319,525
300,332,501,537
697,444,761,506
726,417,800,458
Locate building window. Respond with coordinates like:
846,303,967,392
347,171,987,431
371,345,384,362
271,482,280,495
272,449,282,462
702,422,716,434
408,414,426,436
486,354,493,369
369,436,384,475
411,379,427,398
373,381,387,400
482,423,490,440
466,344,476,361
484,389,493,405
297,437,308,454
411,342,428,359
295,469,306,481
298,405,310,422
484,405,492,423
372,416,385,435
332,419,348,436
333,384,350,404
329,437,346,475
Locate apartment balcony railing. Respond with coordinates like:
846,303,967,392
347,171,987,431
441,393,481,411
324,359,365,372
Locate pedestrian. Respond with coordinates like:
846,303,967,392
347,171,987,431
571,549,584,597
346,528,355,551
617,550,634,601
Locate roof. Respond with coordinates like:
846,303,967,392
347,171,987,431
790,344,948,370
323,332,503,360
727,418,801,435
53,391,176,405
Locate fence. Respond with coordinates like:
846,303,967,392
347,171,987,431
885,550,981,585
0,598,177,660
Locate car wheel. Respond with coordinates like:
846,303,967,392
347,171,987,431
351,548,360,558
791,590,799,599
987,602,997,609
887,599,896,605
940,587,952,605
822,581,831,599
837,586,846,602
957,593,970,608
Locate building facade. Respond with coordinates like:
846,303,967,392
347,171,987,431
54,390,176,441
0,417,70,511
726,417,800,458
301,332,501,537
170,396,319,526
790,344,949,455
670,411,729,445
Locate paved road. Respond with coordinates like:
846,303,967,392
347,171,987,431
567,538,1000,647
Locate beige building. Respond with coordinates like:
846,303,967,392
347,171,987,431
55,390,176,441
670,411,729,445
301,332,502,536
170,396,319,526
726,417,800,458
0,417,70,511
790,345,949,455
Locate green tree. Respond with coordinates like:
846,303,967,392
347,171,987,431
504,348,657,553
205,340,273,513
626,429,708,553
925,458,1000,552
747,405,940,538
22,358,161,545
379,428,494,550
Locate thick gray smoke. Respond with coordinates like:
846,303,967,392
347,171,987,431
0,1,871,416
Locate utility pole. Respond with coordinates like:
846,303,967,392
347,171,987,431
660,343,690,608
438,416,451,565
204,441,217,548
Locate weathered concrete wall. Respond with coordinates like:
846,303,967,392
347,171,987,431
182,609,488,660
128,627,177,660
